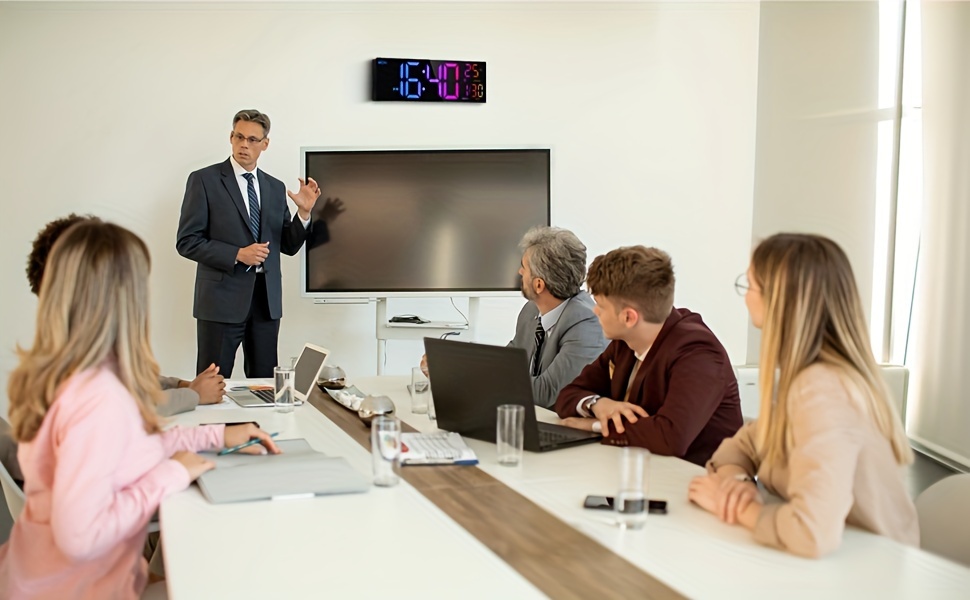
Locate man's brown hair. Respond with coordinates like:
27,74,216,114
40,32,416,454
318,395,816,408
586,246,675,324
233,109,271,137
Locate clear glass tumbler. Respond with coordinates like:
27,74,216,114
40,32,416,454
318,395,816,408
616,447,649,529
371,416,401,487
410,367,430,414
496,404,525,466
274,366,296,414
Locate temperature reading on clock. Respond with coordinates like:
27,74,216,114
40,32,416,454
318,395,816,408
373,57,487,103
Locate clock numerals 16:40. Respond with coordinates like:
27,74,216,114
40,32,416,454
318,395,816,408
398,61,477,101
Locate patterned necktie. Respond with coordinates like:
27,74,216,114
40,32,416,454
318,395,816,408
242,172,260,241
532,320,546,376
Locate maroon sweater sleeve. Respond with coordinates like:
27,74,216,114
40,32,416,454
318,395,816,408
554,342,619,418
604,342,733,458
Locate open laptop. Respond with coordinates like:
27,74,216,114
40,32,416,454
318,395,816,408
424,338,601,452
227,343,329,408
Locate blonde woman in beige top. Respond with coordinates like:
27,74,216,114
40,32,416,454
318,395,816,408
688,233,918,558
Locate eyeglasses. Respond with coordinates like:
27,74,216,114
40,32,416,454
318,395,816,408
734,273,750,296
231,133,266,145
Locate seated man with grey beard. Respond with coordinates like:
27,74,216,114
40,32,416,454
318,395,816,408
421,226,607,409
506,226,609,408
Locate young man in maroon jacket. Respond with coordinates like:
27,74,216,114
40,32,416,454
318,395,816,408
555,246,742,465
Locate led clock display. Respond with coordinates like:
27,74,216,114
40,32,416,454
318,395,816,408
372,57,486,103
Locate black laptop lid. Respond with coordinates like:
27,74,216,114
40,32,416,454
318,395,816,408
424,338,543,451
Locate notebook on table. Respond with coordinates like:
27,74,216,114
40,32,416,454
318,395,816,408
423,338,601,452
227,343,329,408
197,438,369,504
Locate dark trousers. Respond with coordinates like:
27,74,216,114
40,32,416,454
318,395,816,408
196,274,279,378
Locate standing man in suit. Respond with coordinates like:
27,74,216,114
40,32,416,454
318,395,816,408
177,109,321,378
508,226,608,408
555,246,742,466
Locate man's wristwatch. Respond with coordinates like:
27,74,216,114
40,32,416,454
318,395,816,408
581,395,601,415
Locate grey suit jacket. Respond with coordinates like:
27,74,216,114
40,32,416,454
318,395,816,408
158,376,199,417
508,292,608,409
176,159,313,324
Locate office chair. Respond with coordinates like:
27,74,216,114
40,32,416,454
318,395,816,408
0,457,25,522
731,365,910,423
915,473,970,567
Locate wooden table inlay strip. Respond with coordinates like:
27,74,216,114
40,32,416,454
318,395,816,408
308,390,685,600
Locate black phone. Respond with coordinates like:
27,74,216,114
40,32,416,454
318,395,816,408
583,495,667,514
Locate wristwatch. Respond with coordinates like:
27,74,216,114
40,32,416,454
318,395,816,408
581,395,601,415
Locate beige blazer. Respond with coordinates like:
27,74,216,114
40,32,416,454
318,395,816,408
708,362,919,557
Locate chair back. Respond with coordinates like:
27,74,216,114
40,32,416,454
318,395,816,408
915,473,970,567
731,364,909,423
0,457,25,521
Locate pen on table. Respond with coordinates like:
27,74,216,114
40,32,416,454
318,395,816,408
218,432,279,456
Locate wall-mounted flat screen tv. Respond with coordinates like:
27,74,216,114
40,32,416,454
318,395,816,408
302,149,551,297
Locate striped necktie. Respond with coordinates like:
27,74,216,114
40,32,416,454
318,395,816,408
242,172,260,241
532,320,545,376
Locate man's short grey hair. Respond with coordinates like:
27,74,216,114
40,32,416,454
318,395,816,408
519,226,587,300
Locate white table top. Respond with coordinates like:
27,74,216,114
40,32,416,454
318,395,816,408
357,375,970,600
162,375,970,599
161,392,543,599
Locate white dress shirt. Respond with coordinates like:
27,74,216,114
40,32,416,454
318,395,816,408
229,156,310,272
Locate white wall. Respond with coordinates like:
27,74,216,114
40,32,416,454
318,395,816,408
747,1,880,363
0,1,759,414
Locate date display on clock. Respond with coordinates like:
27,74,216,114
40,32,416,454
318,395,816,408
372,57,486,103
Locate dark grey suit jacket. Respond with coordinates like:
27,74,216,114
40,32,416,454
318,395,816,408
508,292,608,409
176,159,311,324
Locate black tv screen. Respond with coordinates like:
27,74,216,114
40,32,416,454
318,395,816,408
303,149,551,296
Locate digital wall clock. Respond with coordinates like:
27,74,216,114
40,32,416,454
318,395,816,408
372,57,486,103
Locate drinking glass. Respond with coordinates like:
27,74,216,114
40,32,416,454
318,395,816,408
371,416,401,487
496,404,525,466
274,366,296,414
616,447,649,529
410,367,430,414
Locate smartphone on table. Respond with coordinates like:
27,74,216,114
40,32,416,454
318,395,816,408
583,495,667,514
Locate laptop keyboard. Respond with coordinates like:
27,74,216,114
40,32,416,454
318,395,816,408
539,428,578,445
251,389,275,403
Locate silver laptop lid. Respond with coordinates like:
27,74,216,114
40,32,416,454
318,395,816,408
293,343,329,401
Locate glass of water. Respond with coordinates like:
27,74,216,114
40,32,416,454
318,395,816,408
274,366,296,413
616,447,649,529
410,367,430,414
371,416,401,487
496,404,525,466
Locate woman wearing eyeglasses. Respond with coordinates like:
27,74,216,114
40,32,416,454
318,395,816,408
688,233,918,558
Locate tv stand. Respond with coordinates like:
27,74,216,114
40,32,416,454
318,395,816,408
375,297,480,375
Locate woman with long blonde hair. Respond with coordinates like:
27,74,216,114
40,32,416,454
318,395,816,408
0,220,277,598
688,233,918,558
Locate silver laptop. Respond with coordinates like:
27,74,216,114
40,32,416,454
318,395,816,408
227,343,329,407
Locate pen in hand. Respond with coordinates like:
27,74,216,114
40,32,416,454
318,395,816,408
219,432,280,456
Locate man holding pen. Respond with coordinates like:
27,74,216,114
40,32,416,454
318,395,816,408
177,109,326,378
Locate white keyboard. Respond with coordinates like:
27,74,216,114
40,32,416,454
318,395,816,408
400,432,478,465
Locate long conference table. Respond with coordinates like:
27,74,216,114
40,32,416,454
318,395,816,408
161,376,970,599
